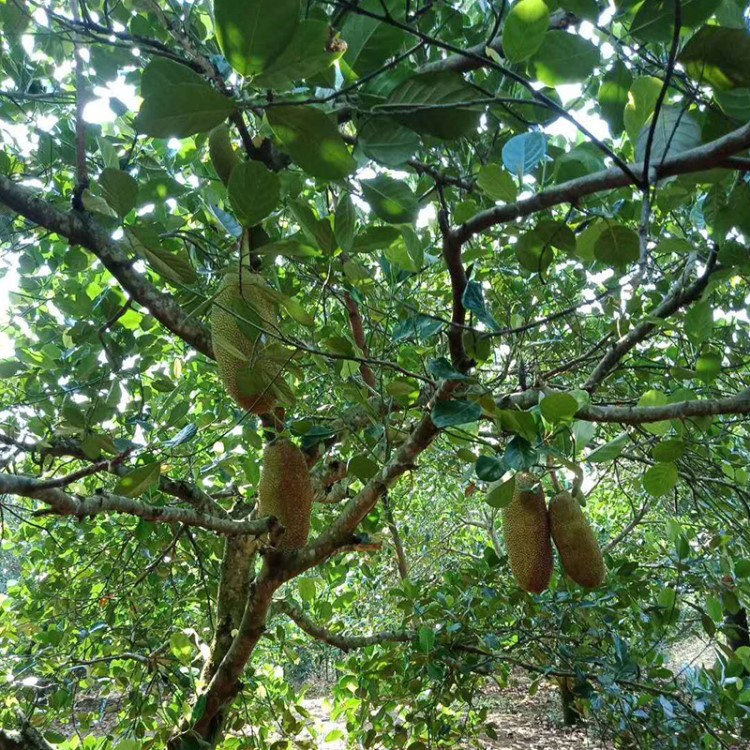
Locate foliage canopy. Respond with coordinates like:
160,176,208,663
2,0,750,748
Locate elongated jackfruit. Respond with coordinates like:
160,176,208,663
209,124,240,187
211,270,278,414
549,491,605,590
502,473,553,593
258,439,313,549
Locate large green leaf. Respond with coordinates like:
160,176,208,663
476,164,517,202
214,0,300,76
342,0,409,74
679,26,750,90
598,60,632,137
642,462,678,497
531,31,600,85
358,118,419,167
228,161,281,227
635,108,702,164
502,0,550,63
136,60,235,139
114,462,162,498
624,76,663,144
432,399,482,428
267,106,355,180
361,175,418,225
385,72,482,140
99,168,137,217
255,21,342,88
630,0,721,43
594,224,640,267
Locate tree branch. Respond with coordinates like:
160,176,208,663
275,599,414,651
0,473,276,537
583,247,718,391
0,174,214,359
454,120,750,243
501,388,750,424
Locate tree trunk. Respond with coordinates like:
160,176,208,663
558,677,582,726
725,606,750,652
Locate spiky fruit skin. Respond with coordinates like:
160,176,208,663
211,271,277,414
258,439,313,549
209,124,240,186
549,491,605,590
502,473,553,594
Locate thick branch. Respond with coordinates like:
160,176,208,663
343,292,377,389
584,248,717,391
440,212,472,371
0,434,227,517
0,174,214,358
0,473,275,536
276,599,414,651
455,120,750,243
502,388,750,424
296,380,460,570
418,10,575,75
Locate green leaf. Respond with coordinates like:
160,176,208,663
169,631,194,662
679,25,750,90
635,108,702,164
114,462,162,498
652,439,686,462
476,164,517,202
254,20,341,88
638,389,670,435
352,225,401,253
643,462,678,497
485,474,516,508
684,300,713,346
298,578,317,602
334,194,356,252
502,0,550,63
280,296,315,327
586,432,628,463
418,625,435,652
342,0,409,74
426,357,471,381
99,168,137,217
696,349,722,382
228,161,280,227
476,455,505,482
361,175,418,225
386,71,482,140
126,228,197,286
267,106,355,180
502,132,547,179
594,224,640,268
432,399,482,428
630,0,721,43
348,454,380,481
358,118,420,167
251,240,320,258
531,31,599,85
214,0,300,76
624,76,663,144
599,60,633,137
136,61,235,139
540,392,579,423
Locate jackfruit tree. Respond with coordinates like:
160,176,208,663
2,0,750,747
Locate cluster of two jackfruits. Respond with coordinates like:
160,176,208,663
502,473,605,593
209,125,313,550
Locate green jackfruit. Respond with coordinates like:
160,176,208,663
211,270,278,414
258,439,313,549
549,491,605,590
502,473,553,594
209,124,240,187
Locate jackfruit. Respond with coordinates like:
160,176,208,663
258,438,313,549
502,473,553,594
209,124,240,187
549,491,605,590
211,270,278,414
